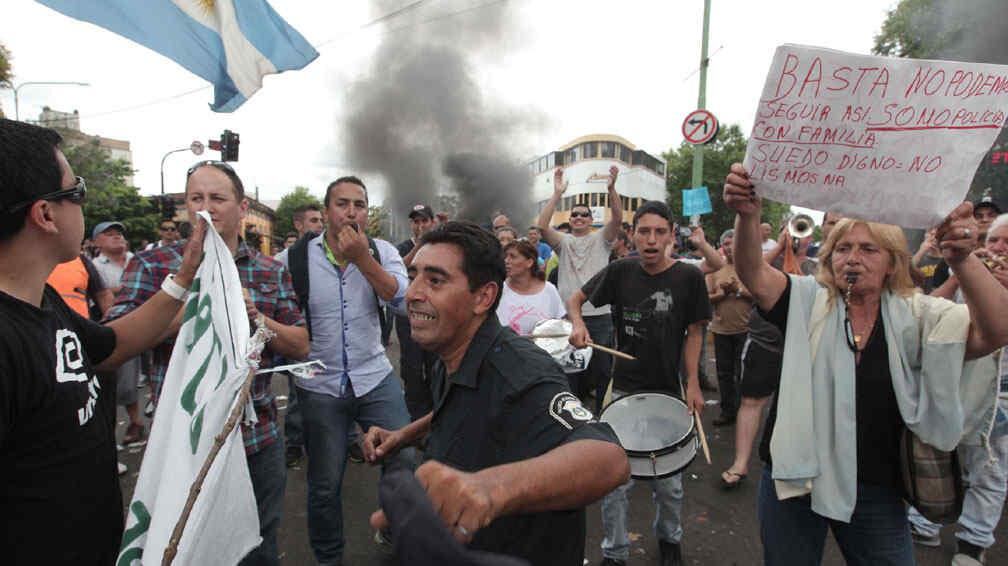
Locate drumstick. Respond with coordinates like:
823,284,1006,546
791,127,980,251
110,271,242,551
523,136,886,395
694,413,712,465
586,343,636,361
524,335,637,361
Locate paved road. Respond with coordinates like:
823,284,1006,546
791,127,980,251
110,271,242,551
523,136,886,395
118,335,1007,565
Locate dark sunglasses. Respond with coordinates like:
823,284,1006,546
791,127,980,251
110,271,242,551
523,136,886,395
5,176,87,212
569,211,592,218
186,160,235,177
160,225,178,232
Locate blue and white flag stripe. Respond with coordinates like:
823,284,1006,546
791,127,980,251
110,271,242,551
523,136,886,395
37,0,319,112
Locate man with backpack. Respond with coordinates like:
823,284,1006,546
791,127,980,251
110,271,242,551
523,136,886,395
281,176,413,565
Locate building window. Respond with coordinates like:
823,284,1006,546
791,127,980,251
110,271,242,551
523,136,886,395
590,193,598,207
562,196,572,211
547,153,555,169
621,196,629,209
581,142,597,159
601,142,616,158
565,148,578,164
619,145,632,163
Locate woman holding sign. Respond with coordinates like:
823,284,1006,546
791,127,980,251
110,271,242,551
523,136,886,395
722,162,1008,565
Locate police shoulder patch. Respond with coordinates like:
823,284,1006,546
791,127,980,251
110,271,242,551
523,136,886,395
548,392,595,430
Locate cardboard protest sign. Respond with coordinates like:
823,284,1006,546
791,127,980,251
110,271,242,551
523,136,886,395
744,44,1008,228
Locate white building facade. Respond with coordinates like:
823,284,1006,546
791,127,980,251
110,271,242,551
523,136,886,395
529,134,667,228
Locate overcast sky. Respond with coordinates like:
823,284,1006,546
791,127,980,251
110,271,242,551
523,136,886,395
2,0,892,211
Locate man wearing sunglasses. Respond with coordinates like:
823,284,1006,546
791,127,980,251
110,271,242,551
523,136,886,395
536,165,623,411
0,119,208,564
144,219,181,251
107,159,309,566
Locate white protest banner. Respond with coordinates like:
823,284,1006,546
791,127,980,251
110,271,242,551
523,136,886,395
743,44,1008,228
117,211,261,566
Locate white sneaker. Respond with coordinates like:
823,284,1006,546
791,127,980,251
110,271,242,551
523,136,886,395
117,462,128,476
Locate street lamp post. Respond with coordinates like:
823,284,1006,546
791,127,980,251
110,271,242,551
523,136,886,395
13,81,90,121
160,141,205,195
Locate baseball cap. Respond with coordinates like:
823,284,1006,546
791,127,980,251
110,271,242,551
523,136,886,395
408,204,434,220
92,221,126,239
974,195,1002,215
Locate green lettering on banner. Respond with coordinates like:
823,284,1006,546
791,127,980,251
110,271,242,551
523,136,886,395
185,294,214,353
189,407,205,454
116,500,151,566
180,352,213,415
181,278,202,323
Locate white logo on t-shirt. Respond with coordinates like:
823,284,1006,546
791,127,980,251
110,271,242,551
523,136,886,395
55,328,88,383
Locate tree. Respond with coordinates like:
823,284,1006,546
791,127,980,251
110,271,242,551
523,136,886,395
0,42,13,118
664,124,790,243
873,0,1008,208
366,205,387,238
63,138,159,249
273,186,322,238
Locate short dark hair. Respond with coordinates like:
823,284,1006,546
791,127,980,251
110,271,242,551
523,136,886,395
0,119,64,241
324,176,368,208
527,226,541,234
285,231,298,239
556,222,571,232
186,161,245,200
419,221,505,311
632,200,673,228
292,203,322,222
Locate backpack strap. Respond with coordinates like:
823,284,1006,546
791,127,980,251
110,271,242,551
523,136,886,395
367,237,392,342
288,232,314,339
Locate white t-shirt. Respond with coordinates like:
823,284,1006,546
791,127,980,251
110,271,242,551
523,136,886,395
761,239,777,253
555,229,612,316
496,281,566,336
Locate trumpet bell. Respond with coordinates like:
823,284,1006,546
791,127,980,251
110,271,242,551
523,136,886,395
788,213,816,239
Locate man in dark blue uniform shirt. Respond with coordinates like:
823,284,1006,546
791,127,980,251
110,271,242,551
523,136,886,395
363,221,629,566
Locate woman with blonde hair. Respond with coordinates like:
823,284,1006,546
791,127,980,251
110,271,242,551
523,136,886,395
723,162,1008,565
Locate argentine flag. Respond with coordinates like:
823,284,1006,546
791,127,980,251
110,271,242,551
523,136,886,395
38,0,319,112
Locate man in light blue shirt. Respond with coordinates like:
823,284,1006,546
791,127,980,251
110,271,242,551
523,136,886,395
279,176,413,565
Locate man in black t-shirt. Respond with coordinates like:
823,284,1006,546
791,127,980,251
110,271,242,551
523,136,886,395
362,221,629,566
396,203,438,419
0,119,206,565
568,201,712,566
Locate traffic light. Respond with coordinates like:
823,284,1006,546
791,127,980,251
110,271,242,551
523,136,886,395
220,129,239,162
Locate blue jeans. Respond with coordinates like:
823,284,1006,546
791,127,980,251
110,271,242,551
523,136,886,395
284,372,304,449
601,474,684,560
299,372,414,565
907,429,1008,549
238,440,286,566
758,467,914,566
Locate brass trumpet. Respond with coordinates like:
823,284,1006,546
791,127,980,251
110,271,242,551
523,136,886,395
982,254,1007,271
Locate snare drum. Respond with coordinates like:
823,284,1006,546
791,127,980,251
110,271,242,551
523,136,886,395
599,391,697,479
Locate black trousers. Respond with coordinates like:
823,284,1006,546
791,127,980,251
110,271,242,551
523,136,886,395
713,332,747,417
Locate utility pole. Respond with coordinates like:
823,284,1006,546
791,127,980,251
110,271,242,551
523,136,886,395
689,0,712,226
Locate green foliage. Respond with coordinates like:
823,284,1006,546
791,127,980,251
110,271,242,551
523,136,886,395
62,139,159,249
0,42,12,118
664,124,791,241
367,205,388,238
873,0,1008,210
274,186,322,238
0,42,11,89
872,0,965,59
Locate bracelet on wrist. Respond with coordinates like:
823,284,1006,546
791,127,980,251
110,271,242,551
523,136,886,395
161,274,189,301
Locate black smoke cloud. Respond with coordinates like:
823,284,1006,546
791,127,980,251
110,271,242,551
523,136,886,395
342,1,541,227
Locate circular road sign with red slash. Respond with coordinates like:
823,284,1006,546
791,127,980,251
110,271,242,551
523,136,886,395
681,109,719,145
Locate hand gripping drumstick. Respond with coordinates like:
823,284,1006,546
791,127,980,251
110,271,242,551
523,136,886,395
526,334,638,361
678,374,712,465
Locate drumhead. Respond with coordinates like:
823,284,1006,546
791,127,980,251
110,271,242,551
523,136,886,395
600,392,694,454
600,392,698,479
